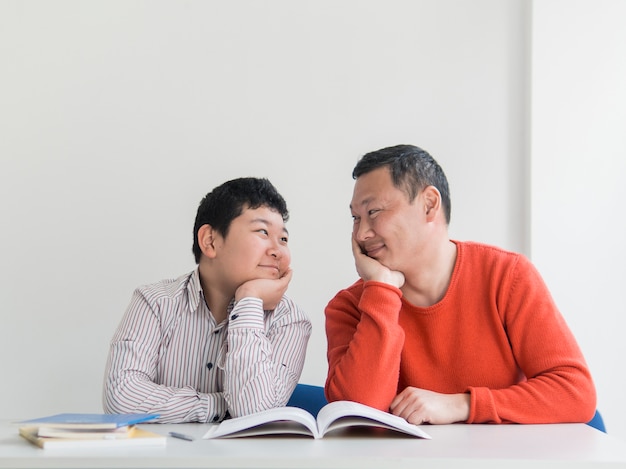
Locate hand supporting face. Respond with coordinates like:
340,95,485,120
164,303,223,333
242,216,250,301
235,268,293,311
352,237,405,289
390,387,470,425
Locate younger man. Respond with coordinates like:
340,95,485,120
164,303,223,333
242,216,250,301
104,178,311,423
325,144,596,425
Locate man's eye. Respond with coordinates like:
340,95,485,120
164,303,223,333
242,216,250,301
281,237,289,243
258,229,269,235
368,209,380,216
351,215,360,222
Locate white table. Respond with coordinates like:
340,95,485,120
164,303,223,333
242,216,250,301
1,421,625,468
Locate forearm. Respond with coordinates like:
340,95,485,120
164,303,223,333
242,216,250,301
468,362,596,424
224,297,310,417
325,282,405,410
103,365,227,423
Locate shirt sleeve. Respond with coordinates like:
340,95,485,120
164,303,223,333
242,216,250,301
466,256,596,424
102,289,227,423
324,281,406,411
222,296,311,418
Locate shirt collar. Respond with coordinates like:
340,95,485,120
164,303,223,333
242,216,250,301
187,267,203,314
187,267,237,322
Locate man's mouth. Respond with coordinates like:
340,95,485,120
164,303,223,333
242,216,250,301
364,244,385,257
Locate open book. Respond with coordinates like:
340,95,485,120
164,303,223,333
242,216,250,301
203,401,431,439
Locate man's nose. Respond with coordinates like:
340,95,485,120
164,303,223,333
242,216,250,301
354,219,373,241
268,242,284,259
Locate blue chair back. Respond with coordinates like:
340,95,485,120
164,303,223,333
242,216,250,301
587,410,606,433
286,383,328,417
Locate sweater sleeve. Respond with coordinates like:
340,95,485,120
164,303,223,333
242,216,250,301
466,256,596,424
325,281,405,411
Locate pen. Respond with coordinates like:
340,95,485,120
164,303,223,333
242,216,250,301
168,431,195,441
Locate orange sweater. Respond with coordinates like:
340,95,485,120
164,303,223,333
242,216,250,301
325,241,596,424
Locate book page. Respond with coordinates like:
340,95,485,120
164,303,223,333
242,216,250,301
316,401,431,439
203,406,319,439
19,426,166,449
37,426,130,439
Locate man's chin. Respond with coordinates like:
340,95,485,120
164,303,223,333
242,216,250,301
375,257,398,272
367,252,388,265
254,269,281,279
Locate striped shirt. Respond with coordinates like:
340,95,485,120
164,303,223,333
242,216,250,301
102,269,311,423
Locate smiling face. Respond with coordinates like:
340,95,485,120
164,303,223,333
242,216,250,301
350,167,429,273
207,205,291,289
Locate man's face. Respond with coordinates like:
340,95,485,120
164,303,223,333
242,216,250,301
213,206,291,288
350,167,426,272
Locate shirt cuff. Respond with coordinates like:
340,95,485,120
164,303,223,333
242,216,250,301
205,392,229,423
228,297,265,329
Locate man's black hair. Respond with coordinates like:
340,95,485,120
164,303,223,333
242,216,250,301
353,144,451,224
192,177,289,263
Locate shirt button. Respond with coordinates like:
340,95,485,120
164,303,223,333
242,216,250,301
231,314,239,320
206,362,213,370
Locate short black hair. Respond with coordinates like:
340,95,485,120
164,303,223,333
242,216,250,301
353,144,451,224
192,177,289,263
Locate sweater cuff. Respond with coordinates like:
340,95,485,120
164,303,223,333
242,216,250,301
359,281,403,321
465,386,499,424
362,280,403,297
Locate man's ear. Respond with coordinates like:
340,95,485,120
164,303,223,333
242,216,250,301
197,224,218,259
423,186,442,221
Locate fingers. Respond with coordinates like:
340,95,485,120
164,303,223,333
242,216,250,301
248,268,292,310
235,268,291,306
391,388,434,425
351,236,365,258
352,236,378,281
390,388,471,425
271,268,292,299
279,267,293,284
390,388,421,423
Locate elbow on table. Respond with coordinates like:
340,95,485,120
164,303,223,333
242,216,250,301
575,387,597,424
102,388,136,415
550,374,597,424
102,377,143,415
569,371,597,423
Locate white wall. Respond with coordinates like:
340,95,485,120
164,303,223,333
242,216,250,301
2,0,618,441
531,0,626,441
